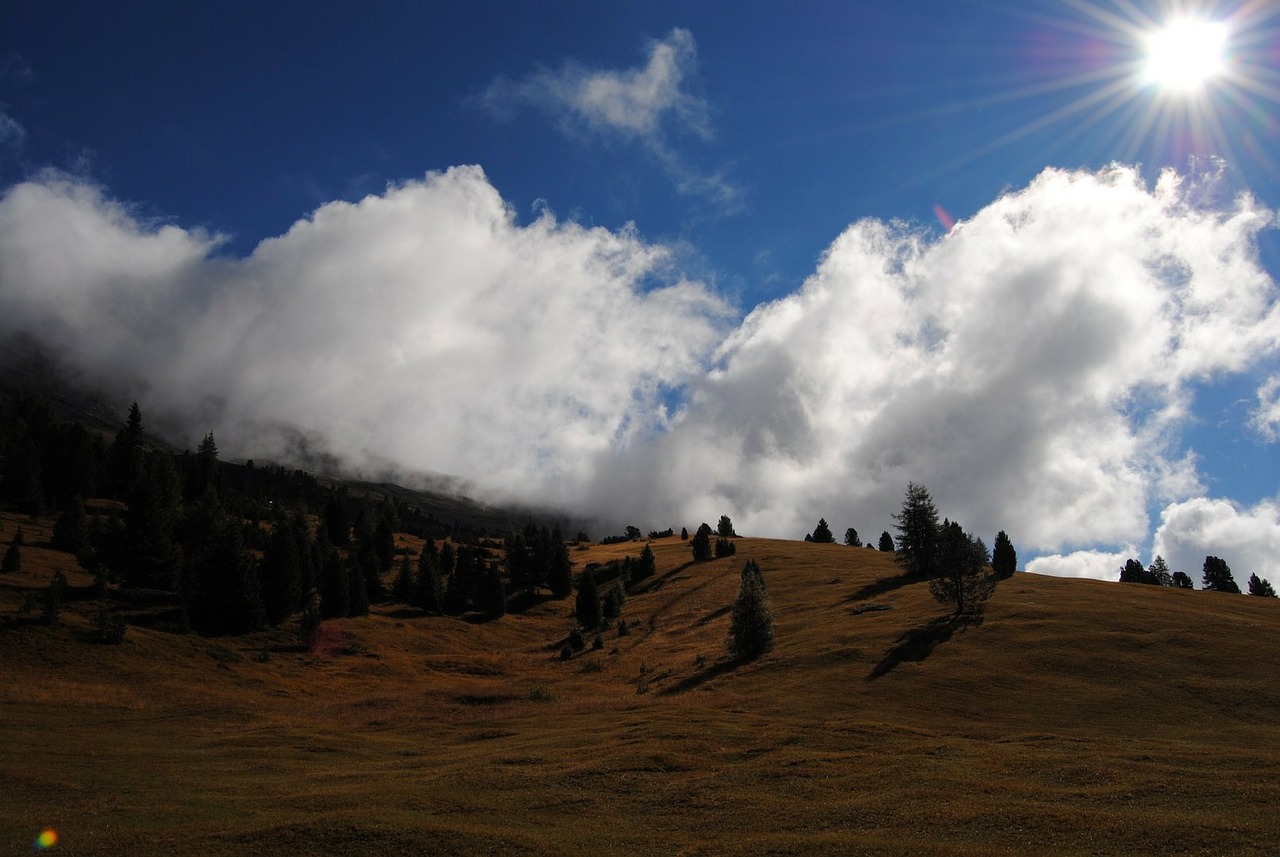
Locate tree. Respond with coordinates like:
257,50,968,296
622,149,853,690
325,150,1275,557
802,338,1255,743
547,534,574,598
415,539,445,613
2,532,22,574
809,518,835,543
717,515,737,538
715,536,737,558
575,569,602,629
260,516,306,625
930,520,997,615
893,482,939,578
1247,573,1277,597
991,531,1017,579
480,562,507,618
119,454,184,591
318,547,350,619
50,497,90,556
193,432,219,498
844,527,861,547
878,531,894,552
680,527,689,541
1148,556,1172,587
727,559,773,660
1119,558,1148,584
186,510,265,635
631,543,656,586
1171,571,1194,589
691,527,713,562
392,554,416,603
1202,555,1240,593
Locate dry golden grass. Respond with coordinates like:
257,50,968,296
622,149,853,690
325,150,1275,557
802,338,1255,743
2,518,1279,855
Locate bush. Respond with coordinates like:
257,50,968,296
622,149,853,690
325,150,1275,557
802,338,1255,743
592,634,604,650
559,645,573,661
568,628,586,651
617,619,629,637
714,537,737,558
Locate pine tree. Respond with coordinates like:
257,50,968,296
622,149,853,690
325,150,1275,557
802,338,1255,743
185,510,265,635
1171,571,1194,589
1148,556,1172,587
415,539,445,613
717,515,736,538
930,519,997,615
347,555,370,617
691,527,713,562
991,531,1017,579
878,531,894,552
680,527,689,541
393,554,416,603
480,562,507,618
844,527,861,547
809,518,835,543
318,547,350,619
547,531,574,598
1119,558,1147,583
893,482,939,578
119,454,184,591
715,537,737,557
1247,574,1277,597
260,517,304,625
575,568,602,629
2,535,22,574
50,497,90,555
193,432,219,498
1202,555,1241,593
631,543,656,586
727,559,773,660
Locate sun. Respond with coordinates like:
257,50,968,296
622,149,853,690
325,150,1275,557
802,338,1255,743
1142,17,1228,93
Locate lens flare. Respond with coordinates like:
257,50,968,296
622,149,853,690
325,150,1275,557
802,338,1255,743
35,829,58,849
1144,18,1228,92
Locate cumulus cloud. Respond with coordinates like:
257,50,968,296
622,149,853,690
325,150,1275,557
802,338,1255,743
1251,375,1280,440
0,166,732,499
478,29,740,207
1152,497,1280,588
0,162,1277,576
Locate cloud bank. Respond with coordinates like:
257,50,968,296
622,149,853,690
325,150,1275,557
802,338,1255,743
0,163,1277,584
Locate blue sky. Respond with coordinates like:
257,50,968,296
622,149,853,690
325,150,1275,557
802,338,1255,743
2,1,1279,583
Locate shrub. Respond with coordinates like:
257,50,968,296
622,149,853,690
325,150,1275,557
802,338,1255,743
568,628,586,651
592,634,604,650
617,619,630,637
559,645,573,661
714,537,737,558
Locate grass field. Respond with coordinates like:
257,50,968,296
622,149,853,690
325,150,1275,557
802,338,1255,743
2,511,1279,855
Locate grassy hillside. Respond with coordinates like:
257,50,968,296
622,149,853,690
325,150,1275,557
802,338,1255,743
2,514,1278,855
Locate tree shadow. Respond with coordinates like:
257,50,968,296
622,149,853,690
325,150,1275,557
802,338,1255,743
658,656,744,696
867,612,983,680
505,588,559,614
630,560,697,595
695,604,731,626
843,573,920,602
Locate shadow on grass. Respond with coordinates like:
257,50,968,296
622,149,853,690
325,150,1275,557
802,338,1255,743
629,560,698,595
658,656,745,696
867,612,983,680
695,604,731,626
844,573,921,602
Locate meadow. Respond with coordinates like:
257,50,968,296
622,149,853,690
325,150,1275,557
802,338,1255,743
2,512,1278,855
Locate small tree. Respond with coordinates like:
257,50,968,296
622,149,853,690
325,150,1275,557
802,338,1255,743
717,515,737,538
1247,574,1277,597
575,569,603,628
844,527,861,547
1171,571,1194,589
392,554,416,603
691,527,713,562
680,527,689,541
727,559,773,660
809,518,835,543
630,543,656,586
1119,558,1147,583
878,531,894,552
1,534,21,575
929,520,997,615
714,537,737,558
893,482,939,578
1202,556,1240,593
1148,556,1172,587
991,531,1016,578
43,570,68,624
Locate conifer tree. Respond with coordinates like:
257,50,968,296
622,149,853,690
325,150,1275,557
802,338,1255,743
991,531,1017,578
186,510,265,635
393,554,416,603
1247,574,1277,597
893,482,939,578
1148,556,1172,587
575,568,603,629
844,527,861,547
717,515,736,538
727,559,773,660
318,547,350,619
50,497,90,556
1119,558,1147,583
691,527,713,562
715,536,737,557
930,519,997,615
548,530,574,598
347,555,370,617
260,517,304,625
631,543,656,586
1202,555,1241,593
2,532,22,574
119,454,184,591
480,562,507,618
809,518,835,543
1171,571,1194,589
878,531,894,552
415,539,445,613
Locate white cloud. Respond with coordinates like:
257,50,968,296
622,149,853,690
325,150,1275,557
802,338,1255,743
1025,546,1140,582
1250,375,1280,440
0,162,1277,560
0,166,732,500
0,110,24,149
478,29,740,206
1152,497,1280,589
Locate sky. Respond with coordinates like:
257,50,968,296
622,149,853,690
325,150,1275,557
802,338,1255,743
1,1,1279,586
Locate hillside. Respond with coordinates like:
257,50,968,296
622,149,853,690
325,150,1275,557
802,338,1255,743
2,516,1279,855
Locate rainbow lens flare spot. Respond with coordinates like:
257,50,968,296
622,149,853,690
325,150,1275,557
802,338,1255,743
35,829,58,849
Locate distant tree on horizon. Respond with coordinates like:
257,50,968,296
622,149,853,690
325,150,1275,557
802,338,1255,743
715,536,737,558
2,529,23,574
893,483,939,578
691,526,713,562
1119,558,1148,584
717,515,737,539
1171,571,1194,589
1148,556,1172,587
844,527,861,547
878,531,894,552
991,531,1017,578
575,568,602,628
809,518,835,543
1202,555,1241,593
1247,573,1277,597
930,519,997,615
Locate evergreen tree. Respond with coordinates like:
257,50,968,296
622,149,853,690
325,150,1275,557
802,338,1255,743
318,547,350,619
680,526,689,541
347,554,370,616
547,534,574,598
878,531,895,552
260,517,305,625
373,516,395,574
691,527,713,562
1171,571,1194,589
893,482,939,578
717,515,737,538
1119,558,1147,583
631,543,657,586
119,454,184,591
192,432,219,498
1202,555,1241,593
844,527,861,547
991,531,1017,579
415,539,445,613
575,568,603,629
357,540,385,604
1247,574,1277,597
109,402,145,498
185,509,265,635
809,518,835,543
715,536,737,558
50,496,90,556
393,554,416,603
480,562,507,618
727,559,773,660
2,533,22,574
1148,556,1172,587
603,579,626,619
930,519,997,615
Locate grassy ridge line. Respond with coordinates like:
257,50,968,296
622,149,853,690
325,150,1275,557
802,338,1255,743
2,524,1279,853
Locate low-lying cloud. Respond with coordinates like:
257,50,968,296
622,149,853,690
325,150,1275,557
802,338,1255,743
0,162,1277,585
